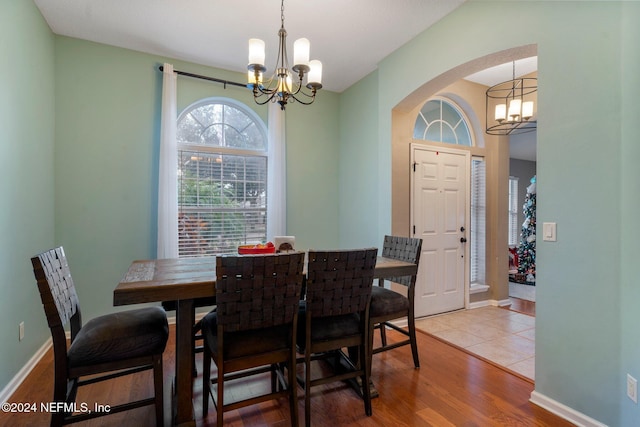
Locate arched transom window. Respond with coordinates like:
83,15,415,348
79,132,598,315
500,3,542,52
413,98,472,146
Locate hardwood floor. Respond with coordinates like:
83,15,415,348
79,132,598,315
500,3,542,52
1,321,572,427
506,296,536,316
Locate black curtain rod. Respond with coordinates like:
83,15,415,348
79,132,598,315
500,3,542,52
158,65,246,89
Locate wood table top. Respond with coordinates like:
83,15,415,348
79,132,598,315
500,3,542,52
114,255,417,306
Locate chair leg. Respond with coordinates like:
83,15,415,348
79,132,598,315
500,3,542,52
368,320,375,391
408,314,420,368
360,341,372,417
271,364,278,392
51,377,71,427
152,355,164,427
192,332,197,377
202,345,211,418
288,357,299,427
217,359,224,427
51,410,65,427
304,351,312,427
379,322,388,347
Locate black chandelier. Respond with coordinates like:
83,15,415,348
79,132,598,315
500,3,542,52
485,62,537,135
247,0,323,110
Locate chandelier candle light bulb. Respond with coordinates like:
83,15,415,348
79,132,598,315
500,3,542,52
308,60,322,87
248,38,266,70
508,98,522,121
293,38,310,70
494,103,507,122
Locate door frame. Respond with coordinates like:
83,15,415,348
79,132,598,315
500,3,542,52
410,142,471,314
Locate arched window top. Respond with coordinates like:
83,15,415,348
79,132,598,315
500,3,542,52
413,98,473,147
177,98,266,151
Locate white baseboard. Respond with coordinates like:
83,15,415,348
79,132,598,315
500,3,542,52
468,298,512,309
530,390,608,427
0,338,52,404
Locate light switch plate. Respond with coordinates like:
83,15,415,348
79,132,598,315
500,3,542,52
543,222,557,242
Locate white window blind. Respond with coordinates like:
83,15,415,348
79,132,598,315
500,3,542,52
176,100,267,257
470,158,486,284
508,176,519,246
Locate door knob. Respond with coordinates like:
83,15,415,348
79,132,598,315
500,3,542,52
460,226,465,232
460,237,467,243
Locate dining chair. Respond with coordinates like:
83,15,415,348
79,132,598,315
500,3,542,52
31,247,169,427
201,252,305,427
296,248,378,427
369,235,422,367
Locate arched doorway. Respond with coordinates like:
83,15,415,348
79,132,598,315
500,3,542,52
391,44,537,311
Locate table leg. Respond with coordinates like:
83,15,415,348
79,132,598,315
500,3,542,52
175,299,195,426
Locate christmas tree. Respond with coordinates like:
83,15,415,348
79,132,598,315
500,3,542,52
517,175,536,284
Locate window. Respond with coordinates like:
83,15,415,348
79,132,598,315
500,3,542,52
508,177,519,246
471,158,486,285
413,98,472,146
176,99,268,257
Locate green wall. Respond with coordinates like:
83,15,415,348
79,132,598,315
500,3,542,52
338,70,380,248
0,0,55,391
53,37,340,319
620,1,640,426
535,2,621,422
338,1,637,425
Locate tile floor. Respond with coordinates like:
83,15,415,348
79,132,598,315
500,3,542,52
415,306,536,380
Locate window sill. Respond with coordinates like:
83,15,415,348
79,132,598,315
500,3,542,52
470,283,490,294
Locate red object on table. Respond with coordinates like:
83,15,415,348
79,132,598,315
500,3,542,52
238,245,276,254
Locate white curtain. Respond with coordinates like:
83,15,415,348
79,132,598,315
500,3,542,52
267,102,286,240
157,63,179,258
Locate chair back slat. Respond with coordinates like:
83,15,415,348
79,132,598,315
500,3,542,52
381,236,422,287
31,247,79,329
305,248,377,317
215,252,305,332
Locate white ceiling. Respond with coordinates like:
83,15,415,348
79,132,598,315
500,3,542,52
465,57,538,87
33,0,537,160
34,0,469,93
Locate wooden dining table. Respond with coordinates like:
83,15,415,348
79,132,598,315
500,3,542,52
113,255,418,427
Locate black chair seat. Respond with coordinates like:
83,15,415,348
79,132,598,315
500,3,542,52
201,311,291,358
370,286,409,318
68,307,169,368
296,302,360,351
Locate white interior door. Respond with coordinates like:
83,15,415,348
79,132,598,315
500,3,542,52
411,144,469,317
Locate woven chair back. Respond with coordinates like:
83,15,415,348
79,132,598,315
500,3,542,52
215,252,305,332
31,247,80,329
305,248,378,318
381,236,422,287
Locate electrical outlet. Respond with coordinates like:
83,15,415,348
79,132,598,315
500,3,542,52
627,374,638,404
19,322,24,341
